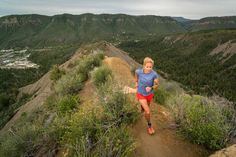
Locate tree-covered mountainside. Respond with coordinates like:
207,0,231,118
118,29,236,103
182,16,236,31
0,13,186,48
0,45,78,113
1,14,236,49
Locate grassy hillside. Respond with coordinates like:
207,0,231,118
118,29,236,103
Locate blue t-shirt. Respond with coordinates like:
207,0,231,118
135,68,159,96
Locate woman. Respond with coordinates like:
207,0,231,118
135,57,160,135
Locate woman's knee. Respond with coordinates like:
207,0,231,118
139,100,150,114
144,108,150,115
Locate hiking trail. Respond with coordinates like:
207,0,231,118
103,56,208,157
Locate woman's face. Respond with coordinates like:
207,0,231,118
143,62,153,73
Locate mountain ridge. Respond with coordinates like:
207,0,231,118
1,13,236,49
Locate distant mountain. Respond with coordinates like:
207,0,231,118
172,17,192,22
0,13,186,48
1,14,236,49
186,16,236,31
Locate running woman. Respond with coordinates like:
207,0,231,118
135,57,160,135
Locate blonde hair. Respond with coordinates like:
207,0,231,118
143,57,154,66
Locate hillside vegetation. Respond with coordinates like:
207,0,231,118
0,52,139,156
0,43,235,157
0,45,78,129
119,29,236,103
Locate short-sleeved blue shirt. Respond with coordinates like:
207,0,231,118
135,68,159,96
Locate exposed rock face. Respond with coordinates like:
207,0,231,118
209,144,236,157
210,40,236,63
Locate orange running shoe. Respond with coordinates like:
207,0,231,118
147,127,155,135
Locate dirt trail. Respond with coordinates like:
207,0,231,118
131,104,207,157
103,57,208,157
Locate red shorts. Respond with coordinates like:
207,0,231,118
136,93,154,103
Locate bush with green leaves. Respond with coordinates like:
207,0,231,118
49,64,65,82
0,52,106,156
102,90,139,125
0,125,40,157
56,95,80,114
92,126,136,157
57,69,138,156
76,53,104,75
96,79,139,125
54,53,104,95
59,110,103,150
92,66,113,87
159,79,184,95
168,94,233,150
54,73,84,95
0,123,58,157
153,87,170,105
59,107,136,157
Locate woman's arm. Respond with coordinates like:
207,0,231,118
135,72,138,88
152,78,159,89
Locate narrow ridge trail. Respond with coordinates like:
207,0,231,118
104,56,208,157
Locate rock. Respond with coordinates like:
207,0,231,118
209,144,236,157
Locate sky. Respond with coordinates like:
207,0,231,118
0,0,236,19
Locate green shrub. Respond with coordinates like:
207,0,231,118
169,94,232,150
58,74,138,156
0,126,39,157
56,95,79,114
77,53,104,73
153,87,170,105
0,123,57,157
60,110,102,148
102,91,139,125
54,53,104,95
92,66,113,87
0,53,105,156
93,126,136,157
60,108,136,157
159,80,184,95
49,64,65,82
54,73,84,95
97,80,139,126
0,124,57,157
43,94,58,111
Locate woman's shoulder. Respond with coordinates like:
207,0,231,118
151,70,159,77
135,68,143,74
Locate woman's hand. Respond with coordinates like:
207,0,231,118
145,86,152,92
135,82,138,89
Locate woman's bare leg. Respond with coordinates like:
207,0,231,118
139,99,151,124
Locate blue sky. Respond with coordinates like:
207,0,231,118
0,0,235,19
